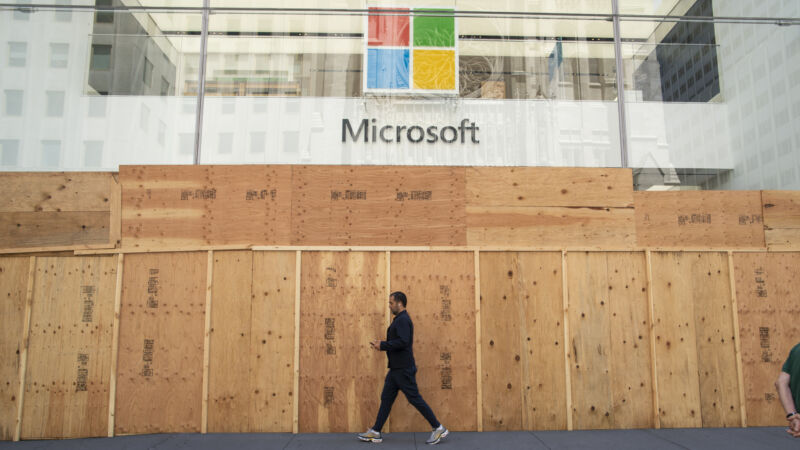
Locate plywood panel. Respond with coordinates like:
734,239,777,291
298,252,386,432
0,257,31,440
114,252,206,435
207,251,253,432
0,212,110,249
0,173,115,212
764,229,800,251
250,251,295,432
388,252,477,432
650,252,702,428
762,191,800,229
606,252,654,429
733,252,800,427
467,206,635,248
567,252,613,430
120,165,291,248
291,166,466,246
690,252,741,427
466,167,634,208
21,256,117,439
479,252,566,431
635,191,765,248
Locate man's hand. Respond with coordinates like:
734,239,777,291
788,415,800,438
370,340,381,351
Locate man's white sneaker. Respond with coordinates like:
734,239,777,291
357,428,383,443
426,424,449,444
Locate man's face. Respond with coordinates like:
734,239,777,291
388,295,403,315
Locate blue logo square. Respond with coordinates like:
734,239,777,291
367,48,409,89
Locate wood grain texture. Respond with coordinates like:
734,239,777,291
114,252,206,435
466,167,634,208
21,256,117,439
291,166,466,246
761,191,800,229
388,252,477,432
634,191,765,248
0,173,115,212
0,257,31,440
120,165,292,248
0,212,110,249
479,252,566,431
466,206,635,248
298,252,386,432
733,252,800,426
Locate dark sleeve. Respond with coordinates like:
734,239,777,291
783,345,799,373
380,317,411,351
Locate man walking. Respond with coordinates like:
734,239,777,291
776,341,800,438
358,291,448,444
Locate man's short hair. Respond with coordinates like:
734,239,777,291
390,291,407,307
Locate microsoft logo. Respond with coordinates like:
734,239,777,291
364,7,458,94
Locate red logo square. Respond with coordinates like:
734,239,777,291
368,8,410,47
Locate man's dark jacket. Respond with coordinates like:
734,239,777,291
380,310,415,369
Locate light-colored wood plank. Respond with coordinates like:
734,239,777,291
650,252,702,428
388,252,477,432
467,206,636,248
732,252,800,426
107,254,124,437
634,191,766,249
13,257,35,442
764,228,800,251
466,167,634,208
250,251,296,432
293,251,301,434
761,191,800,229
291,166,466,246
114,252,206,435
0,172,115,212
474,250,482,432
0,212,110,249
0,257,31,441
727,252,747,427
202,251,214,433
109,175,121,248
645,251,661,429
298,252,386,432
21,256,117,439
561,251,573,431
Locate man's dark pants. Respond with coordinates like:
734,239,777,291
373,366,440,432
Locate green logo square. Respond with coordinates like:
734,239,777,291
413,9,455,48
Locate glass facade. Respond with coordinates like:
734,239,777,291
0,1,798,190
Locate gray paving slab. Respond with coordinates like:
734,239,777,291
650,427,799,450
412,431,548,449
533,429,685,450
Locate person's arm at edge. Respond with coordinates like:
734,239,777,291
775,371,800,437
380,316,410,351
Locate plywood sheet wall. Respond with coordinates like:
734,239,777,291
21,256,117,439
120,165,292,249
298,252,386,432
466,168,635,247
114,252,206,435
387,252,477,432
635,191,765,248
650,252,741,428
762,191,800,251
0,173,117,251
479,252,566,431
733,252,800,426
0,257,31,440
291,166,466,246
207,251,295,432
566,252,653,430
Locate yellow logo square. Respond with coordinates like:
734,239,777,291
412,49,456,90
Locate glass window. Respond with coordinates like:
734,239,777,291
0,140,20,166
54,0,72,22
143,57,153,87
95,0,114,24
4,90,23,116
218,132,233,154
13,0,31,21
90,45,111,70
84,141,103,167
140,104,150,131
179,133,194,155
250,132,265,153
50,43,69,68
160,76,170,96
41,140,61,167
8,42,27,67
46,91,65,117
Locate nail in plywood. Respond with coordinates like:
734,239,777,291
466,167,634,208
114,252,206,435
690,252,741,427
0,257,31,440
634,191,765,248
387,252,477,432
649,252,702,428
479,252,566,431
466,206,635,248
250,251,296,432
566,252,613,430
762,191,800,251
733,252,800,427
0,212,110,249
120,165,292,248
606,252,654,429
298,252,386,432
21,256,117,439
291,166,466,246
